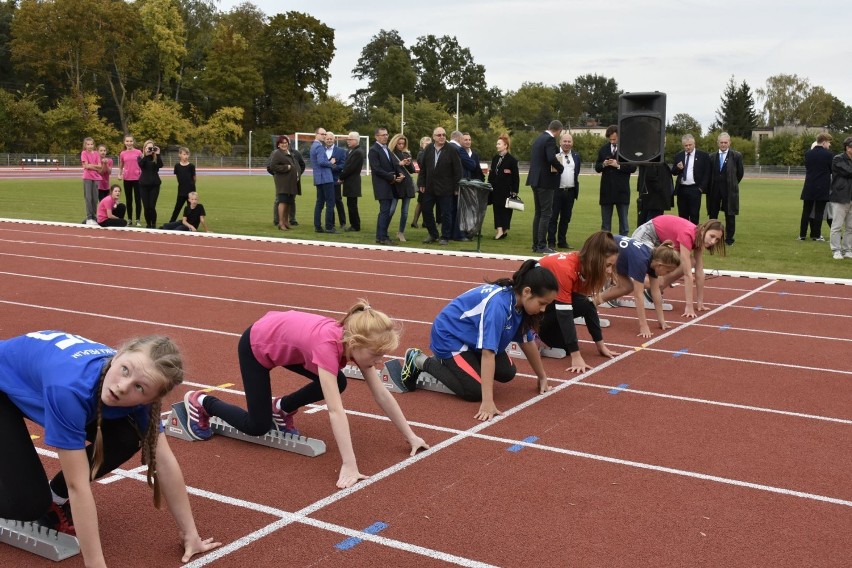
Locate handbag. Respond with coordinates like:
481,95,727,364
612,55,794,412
505,195,524,211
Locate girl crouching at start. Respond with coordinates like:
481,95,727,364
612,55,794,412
184,300,429,489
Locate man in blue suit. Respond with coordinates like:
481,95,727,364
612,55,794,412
369,127,404,245
671,133,711,224
310,127,337,233
526,120,564,253
327,132,349,230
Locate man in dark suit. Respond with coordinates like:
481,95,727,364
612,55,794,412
670,133,711,225
417,126,463,245
799,133,833,240
526,120,564,253
369,127,404,245
595,124,636,236
548,132,581,249
708,132,744,245
327,132,348,230
339,131,364,232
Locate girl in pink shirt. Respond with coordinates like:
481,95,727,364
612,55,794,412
80,137,102,225
118,135,143,226
183,299,428,489
632,215,726,318
97,184,128,227
96,144,113,201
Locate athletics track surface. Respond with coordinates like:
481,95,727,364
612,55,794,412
0,219,850,567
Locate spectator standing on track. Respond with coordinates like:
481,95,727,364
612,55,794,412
595,125,636,237
799,133,833,242
183,300,429,489
537,232,620,373
410,136,432,229
326,132,348,230
597,235,681,338
96,184,128,227
96,144,113,201
269,136,299,231
527,121,564,253
671,134,711,224
488,133,520,241
400,260,557,421
339,131,364,232
631,215,726,318
0,331,221,565
119,135,143,227
418,127,463,245
707,132,743,246
80,137,102,226
311,127,338,234
170,147,196,224
160,192,210,232
389,133,417,242
369,127,405,246
829,136,852,260
138,140,163,229
548,132,581,249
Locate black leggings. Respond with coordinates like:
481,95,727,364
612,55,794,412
0,393,142,520
171,194,189,223
139,184,160,228
202,326,347,436
538,293,604,353
800,200,828,239
423,350,516,402
123,179,141,222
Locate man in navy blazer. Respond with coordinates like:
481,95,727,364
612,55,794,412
799,133,833,240
327,132,348,230
369,127,404,245
548,132,581,249
671,133,711,224
526,120,564,253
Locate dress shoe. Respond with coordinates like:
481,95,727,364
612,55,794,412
438,238,449,245
423,236,438,244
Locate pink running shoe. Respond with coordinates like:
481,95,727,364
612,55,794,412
271,398,299,436
183,390,212,440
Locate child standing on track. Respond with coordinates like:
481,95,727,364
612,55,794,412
80,137,102,225
170,147,197,223
599,236,680,338
183,300,428,489
537,231,620,373
160,191,210,232
0,331,220,566
632,215,725,318
96,144,113,201
119,135,143,226
97,184,128,227
400,259,558,421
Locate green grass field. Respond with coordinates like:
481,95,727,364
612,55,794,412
0,172,848,279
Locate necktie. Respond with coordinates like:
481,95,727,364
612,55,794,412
612,145,617,157
719,152,726,171
683,152,691,181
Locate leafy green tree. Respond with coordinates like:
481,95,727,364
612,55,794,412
826,96,852,133
191,106,244,155
43,92,120,152
797,86,834,127
369,45,417,110
100,1,145,134
299,96,352,134
350,29,408,119
502,82,558,132
667,112,702,137
0,87,46,152
554,82,584,127
174,0,219,104
128,97,193,146
369,97,453,144
711,76,759,138
139,0,188,97
198,21,264,115
755,74,811,127
573,74,621,125
410,35,488,116
0,0,17,85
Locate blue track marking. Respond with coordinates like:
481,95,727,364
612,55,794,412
608,383,629,394
752,305,763,311
719,324,731,330
507,436,539,452
674,348,689,357
334,521,389,550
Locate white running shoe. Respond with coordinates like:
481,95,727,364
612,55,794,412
833,251,843,260
844,251,852,259
85,219,99,226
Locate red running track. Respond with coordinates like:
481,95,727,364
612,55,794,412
0,220,850,567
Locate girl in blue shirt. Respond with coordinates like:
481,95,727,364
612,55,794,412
401,259,558,421
0,331,220,566
602,236,680,337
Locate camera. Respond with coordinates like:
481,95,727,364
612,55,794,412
149,146,158,154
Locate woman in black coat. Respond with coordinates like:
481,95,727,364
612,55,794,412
138,139,163,228
487,134,520,240
799,134,833,240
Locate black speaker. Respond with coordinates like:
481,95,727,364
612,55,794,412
617,92,666,164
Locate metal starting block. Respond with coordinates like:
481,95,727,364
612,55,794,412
343,360,455,395
0,518,80,561
163,402,326,457
605,298,673,311
574,316,610,328
506,341,569,360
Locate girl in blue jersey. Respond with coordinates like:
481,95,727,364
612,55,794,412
0,331,220,566
401,259,558,421
599,236,681,337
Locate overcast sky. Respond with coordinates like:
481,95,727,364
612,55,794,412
217,1,850,131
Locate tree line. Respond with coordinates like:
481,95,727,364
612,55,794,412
1,1,850,164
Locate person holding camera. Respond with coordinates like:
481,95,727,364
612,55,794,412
138,140,163,228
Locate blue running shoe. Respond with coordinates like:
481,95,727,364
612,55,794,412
401,347,423,391
272,398,300,436
183,390,213,440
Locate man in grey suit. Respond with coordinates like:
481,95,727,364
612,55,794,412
526,120,564,253
708,132,744,246
339,131,364,232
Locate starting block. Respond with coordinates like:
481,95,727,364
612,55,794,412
343,360,455,395
604,298,673,311
574,316,610,328
506,341,571,360
164,402,326,457
0,518,80,561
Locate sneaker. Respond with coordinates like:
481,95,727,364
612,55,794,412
438,238,449,245
540,346,567,359
401,347,423,391
271,398,299,435
536,247,556,254
85,219,99,226
397,232,407,242
812,236,825,242
135,220,141,227
844,251,852,259
604,298,622,308
833,251,843,260
796,236,806,241
183,391,213,440
38,502,75,536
